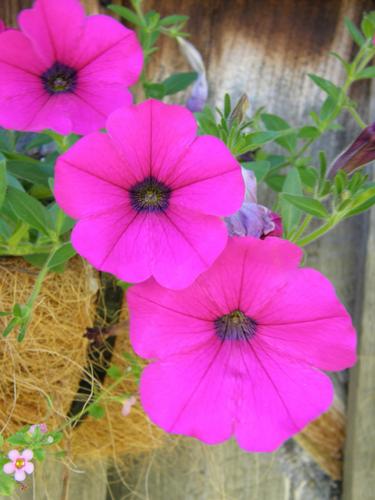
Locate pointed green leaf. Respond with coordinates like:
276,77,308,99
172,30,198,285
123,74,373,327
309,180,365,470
162,72,197,96
108,5,144,26
281,194,329,218
280,169,303,234
344,17,365,46
309,74,341,100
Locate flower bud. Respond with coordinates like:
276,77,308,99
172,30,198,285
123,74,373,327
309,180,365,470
178,37,208,112
328,123,375,178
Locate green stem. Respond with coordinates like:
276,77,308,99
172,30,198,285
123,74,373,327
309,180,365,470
346,106,367,129
296,216,341,247
290,215,313,242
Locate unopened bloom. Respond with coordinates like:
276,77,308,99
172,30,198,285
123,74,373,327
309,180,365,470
128,237,356,452
0,0,142,134
225,170,283,238
328,122,375,178
3,450,34,482
55,99,244,289
121,396,137,417
178,37,208,113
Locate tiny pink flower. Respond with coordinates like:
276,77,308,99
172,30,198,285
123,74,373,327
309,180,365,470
3,449,34,482
128,237,356,452
28,423,47,435
55,99,244,289
121,396,137,417
0,0,143,134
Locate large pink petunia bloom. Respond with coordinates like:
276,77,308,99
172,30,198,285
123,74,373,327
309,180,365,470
128,237,356,452
55,99,244,289
0,0,142,135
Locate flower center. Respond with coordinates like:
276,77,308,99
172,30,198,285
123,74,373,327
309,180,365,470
214,310,257,341
129,176,171,213
41,62,77,94
15,458,25,469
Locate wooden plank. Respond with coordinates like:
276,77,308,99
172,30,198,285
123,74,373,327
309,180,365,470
342,78,375,500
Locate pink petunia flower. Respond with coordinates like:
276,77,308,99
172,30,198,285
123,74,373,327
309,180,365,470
0,0,143,135
128,237,356,452
3,450,34,482
55,99,244,289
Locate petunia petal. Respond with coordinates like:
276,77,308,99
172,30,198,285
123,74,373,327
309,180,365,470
256,268,357,371
55,132,134,219
107,100,197,183
140,342,235,444
233,344,334,452
171,135,244,216
128,279,218,359
18,0,85,67
149,205,228,289
73,15,143,86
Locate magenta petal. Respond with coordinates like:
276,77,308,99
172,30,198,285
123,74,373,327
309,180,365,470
149,206,228,289
18,0,85,66
171,135,244,215
107,100,198,182
257,268,357,371
233,346,334,451
71,209,152,283
74,15,143,86
55,133,133,218
140,343,234,444
128,279,217,359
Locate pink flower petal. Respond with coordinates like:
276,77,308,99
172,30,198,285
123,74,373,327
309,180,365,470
257,268,357,371
21,450,33,461
14,470,26,482
149,205,228,289
140,341,234,444
3,462,16,474
233,345,334,451
23,462,34,475
8,450,19,461
171,135,244,216
107,100,198,183
73,15,143,86
55,133,133,219
128,279,217,359
71,208,152,283
18,0,85,66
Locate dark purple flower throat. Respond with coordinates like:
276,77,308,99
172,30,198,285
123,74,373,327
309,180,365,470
41,62,78,94
129,176,171,213
214,310,257,341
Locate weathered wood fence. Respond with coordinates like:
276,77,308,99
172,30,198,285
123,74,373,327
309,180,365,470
0,0,374,498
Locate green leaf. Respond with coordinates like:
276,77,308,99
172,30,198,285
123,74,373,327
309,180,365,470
2,318,19,338
319,96,337,121
355,66,375,80
49,204,75,235
280,169,303,234
344,17,365,46
309,74,341,100
162,72,197,96
298,126,320,140
159,14,188,26
261,113,297,152
361,14,375,39
0,154,6,210
281,194,329,218
25,243,76,272
343,186,375,217
33,448,46,462
5,155,53,186
298,166,319,190
242,160,271,182
7,432,29,446
107,364,123,380
5,187,53,236
0,470,16,496
245,130,295,150
88,404,105,420
144,82,166,99
108,5,144,26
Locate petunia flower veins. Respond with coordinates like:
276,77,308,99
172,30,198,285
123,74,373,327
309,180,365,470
0,0,143,135
54,99,244,289
128,237,357,452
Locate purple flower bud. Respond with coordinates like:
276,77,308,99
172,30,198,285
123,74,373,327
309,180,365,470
178,37,208,112
328,123,375,178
